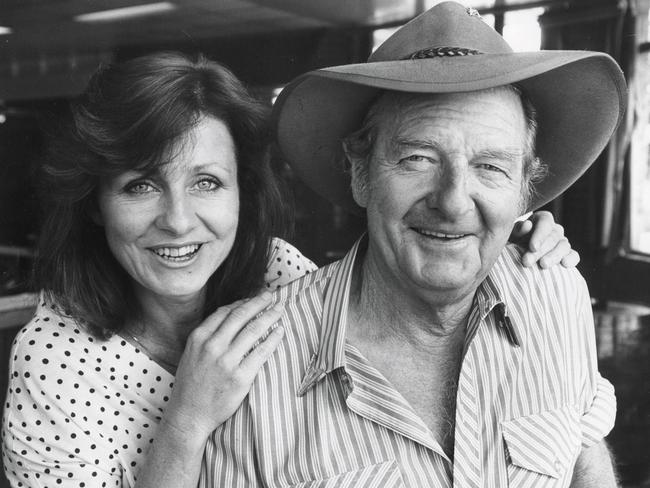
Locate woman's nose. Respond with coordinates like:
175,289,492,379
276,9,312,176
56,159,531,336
155,192,195,235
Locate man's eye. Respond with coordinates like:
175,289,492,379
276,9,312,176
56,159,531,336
478,163,506,174
195,178,222,191
400,154,434,164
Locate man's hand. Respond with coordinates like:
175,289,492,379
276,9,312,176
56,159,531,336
570,441,618,487
510,210,580,268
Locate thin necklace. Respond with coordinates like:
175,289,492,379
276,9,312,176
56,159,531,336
128,333,178,374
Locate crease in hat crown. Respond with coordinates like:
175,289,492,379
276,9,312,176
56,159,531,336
369,1,513,63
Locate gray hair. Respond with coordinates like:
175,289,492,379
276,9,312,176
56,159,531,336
342,86,547,211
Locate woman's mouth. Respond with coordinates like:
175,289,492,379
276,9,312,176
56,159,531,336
150,243,202,262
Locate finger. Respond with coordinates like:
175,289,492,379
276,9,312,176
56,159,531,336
510,219,533,241
537,237,571,269
560,249,581,268
239,326,285,375
192,298,249,337
212,292,274,343
526,211,557,252
520,250,539,268
534,229,563,258
229,303,284,359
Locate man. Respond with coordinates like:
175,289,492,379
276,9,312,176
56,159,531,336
200,2,626,487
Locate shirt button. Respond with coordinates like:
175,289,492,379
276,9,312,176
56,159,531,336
341,372,353,395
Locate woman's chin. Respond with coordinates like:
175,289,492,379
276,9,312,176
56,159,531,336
135,278,209,305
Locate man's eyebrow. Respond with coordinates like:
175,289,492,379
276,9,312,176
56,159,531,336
474,149,524,163
392,136,443,152
391,137,524,163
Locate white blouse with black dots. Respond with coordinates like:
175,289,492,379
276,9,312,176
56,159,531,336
1,238,316,488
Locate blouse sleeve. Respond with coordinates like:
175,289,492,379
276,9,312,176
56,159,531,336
2,313,125,487
263,238,317,290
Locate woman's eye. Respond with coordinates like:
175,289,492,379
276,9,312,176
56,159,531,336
195,178,222,191
125,181,155,194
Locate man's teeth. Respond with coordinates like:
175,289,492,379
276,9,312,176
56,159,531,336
416,229,465,238
152,244,200,258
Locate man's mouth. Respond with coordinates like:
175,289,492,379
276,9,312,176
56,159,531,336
150,243,202,261
413,228,468,240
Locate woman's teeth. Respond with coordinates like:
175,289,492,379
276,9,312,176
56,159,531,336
152,244,201,259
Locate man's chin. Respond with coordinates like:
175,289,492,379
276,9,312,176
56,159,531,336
407,262,479,295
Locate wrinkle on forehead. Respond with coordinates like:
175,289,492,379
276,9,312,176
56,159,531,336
371,88,527,158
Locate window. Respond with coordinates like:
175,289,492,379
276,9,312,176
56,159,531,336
629,43,650,255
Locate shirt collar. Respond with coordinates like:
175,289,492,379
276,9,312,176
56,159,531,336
297,239,522,396
297,236,364,396
477,255,523,348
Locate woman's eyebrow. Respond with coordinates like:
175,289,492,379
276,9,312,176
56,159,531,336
191,162,237,176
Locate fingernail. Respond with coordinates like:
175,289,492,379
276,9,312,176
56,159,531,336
272,303,284,313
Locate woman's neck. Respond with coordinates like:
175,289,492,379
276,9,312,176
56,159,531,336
128,285,206,356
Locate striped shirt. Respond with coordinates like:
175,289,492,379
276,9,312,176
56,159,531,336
201,239,615,488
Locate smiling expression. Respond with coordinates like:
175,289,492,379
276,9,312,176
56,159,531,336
359,88,527,303
96,117,240,305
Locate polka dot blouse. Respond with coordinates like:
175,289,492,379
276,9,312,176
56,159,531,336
1,238,315,488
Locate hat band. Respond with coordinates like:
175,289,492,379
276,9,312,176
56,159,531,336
405,46,482,59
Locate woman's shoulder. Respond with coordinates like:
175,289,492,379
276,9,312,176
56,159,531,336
9,298,99,389
265,238,318,290
13,297,82,350
3,300,148,488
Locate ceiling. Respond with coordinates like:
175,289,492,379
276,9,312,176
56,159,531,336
0,0,595,101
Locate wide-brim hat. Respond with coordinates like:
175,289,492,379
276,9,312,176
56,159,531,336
273,1,627,213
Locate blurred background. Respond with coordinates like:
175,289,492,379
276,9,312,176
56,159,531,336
0,0,649,486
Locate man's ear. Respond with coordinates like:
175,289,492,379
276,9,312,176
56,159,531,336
343,142,369,208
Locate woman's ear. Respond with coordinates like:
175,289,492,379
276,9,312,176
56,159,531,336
87,201,104,226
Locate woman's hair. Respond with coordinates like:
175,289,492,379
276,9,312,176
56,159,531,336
35,51,289,337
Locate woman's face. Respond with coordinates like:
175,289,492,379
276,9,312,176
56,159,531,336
96,117,240,305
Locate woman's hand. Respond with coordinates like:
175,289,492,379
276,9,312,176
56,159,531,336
164,292,284,438
134,293,284,487
511,210,580,268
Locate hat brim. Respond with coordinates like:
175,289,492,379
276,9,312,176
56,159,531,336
274,51,626,213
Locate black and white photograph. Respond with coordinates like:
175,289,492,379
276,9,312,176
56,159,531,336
0,1,648,487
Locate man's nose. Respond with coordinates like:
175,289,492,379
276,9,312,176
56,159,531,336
155,192,196,235
425,164,473,217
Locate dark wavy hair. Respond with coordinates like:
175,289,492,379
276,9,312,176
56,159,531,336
35,51,289,337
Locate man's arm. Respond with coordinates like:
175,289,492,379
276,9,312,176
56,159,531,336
199,399,262,488
570,440,618,487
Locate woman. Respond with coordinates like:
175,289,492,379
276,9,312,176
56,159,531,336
2,51,574,488
2,51,316,488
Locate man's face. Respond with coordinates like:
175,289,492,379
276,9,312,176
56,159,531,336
360,88,527,302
